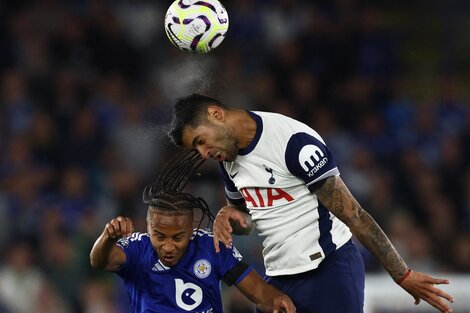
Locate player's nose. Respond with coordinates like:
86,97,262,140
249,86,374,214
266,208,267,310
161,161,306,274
196,147,210,160
162,243,175,252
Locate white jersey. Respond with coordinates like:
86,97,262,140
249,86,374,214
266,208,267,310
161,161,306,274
220,111,352,276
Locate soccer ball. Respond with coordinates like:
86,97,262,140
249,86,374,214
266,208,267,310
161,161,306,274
164,0,229,53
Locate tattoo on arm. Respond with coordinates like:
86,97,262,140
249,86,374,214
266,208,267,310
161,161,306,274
316,176,408,282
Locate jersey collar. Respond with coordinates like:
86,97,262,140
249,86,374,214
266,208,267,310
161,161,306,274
238,111,263,156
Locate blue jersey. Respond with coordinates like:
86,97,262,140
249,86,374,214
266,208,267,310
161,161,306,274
116,229,251,313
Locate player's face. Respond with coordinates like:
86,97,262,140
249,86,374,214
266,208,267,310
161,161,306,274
148,210,193,267
181,123,239,162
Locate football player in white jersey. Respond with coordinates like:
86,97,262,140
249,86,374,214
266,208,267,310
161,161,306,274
169,94,455,313
90,150,296,313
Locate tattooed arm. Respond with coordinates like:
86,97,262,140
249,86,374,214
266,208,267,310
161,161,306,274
315,175,454,313
315,175,407,280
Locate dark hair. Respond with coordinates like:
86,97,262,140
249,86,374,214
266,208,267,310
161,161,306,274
142,149,214,227
169,93,226,146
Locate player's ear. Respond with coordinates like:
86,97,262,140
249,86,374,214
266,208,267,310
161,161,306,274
207,105,225,122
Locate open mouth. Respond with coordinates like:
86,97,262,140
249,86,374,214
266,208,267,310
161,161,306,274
163,255,175,263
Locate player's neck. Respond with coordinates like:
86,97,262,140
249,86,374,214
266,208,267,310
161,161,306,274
231,110,257,149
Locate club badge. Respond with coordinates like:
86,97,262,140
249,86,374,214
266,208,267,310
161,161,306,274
193,259,211,279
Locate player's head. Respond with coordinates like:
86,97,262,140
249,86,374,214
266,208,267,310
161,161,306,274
143,149,214,266
145,193,195,267
169,93,239,162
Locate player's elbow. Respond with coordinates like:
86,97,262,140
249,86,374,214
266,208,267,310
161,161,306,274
89,251,106,270
89,253,100,269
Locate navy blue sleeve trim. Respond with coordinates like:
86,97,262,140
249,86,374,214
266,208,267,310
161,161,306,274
219,162,246,206
307,177,328,193
285,132,339,185
219,162,237,192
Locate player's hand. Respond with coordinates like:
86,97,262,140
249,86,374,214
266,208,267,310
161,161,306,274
399,270,454,313
213,206,248,253
105,216,134,240
273,295,296,313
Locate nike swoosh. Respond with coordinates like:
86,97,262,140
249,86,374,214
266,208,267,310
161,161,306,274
229,172,238,179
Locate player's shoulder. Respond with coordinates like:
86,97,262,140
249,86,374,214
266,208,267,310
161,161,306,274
254,111,310,131
128,232,150,242
191,228,214,241
191,228,243,259
253,110,291,121
190,229,219,256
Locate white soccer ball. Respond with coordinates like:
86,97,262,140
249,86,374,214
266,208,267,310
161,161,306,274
164,0,229,53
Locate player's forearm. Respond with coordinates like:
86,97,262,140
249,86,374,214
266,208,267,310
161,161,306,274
237,271,289,312
316,176,408,282
90,231,118,270
245,283,285,312
350,209,409,282
256,285,286,312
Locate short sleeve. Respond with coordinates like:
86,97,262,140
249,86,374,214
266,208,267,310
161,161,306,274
215,241,251,285
116,232,148,279
285,132,339,186
219,162,245,206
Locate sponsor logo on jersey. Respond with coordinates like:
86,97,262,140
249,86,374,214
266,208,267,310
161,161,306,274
240,187,294,208
298,144,328,177
193,259,212,279
229,171,238,179
175,279,203,311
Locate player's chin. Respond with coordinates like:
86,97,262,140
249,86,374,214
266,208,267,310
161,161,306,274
161,256,178,266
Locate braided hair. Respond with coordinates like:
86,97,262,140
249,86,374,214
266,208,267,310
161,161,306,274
142,149,215,229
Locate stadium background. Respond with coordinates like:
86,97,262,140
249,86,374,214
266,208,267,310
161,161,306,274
0,0,469,312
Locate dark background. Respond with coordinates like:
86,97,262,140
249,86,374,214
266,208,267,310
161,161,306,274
0,0,469,312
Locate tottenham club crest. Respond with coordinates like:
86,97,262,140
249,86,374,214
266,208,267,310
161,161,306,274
193,259,211,279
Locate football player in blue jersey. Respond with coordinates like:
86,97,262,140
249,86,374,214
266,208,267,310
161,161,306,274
90,150,296,313
169,94,455,313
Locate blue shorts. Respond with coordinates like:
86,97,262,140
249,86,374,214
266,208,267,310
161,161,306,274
256,240,365,313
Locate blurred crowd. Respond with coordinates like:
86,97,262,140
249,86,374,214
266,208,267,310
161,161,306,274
0,0,469,313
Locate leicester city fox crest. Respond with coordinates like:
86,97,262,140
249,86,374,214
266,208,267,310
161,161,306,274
193,259,212,279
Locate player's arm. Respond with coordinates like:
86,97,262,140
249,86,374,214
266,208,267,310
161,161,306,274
90,216,133,272
314,175,408,280
315,175,454,313
235,269,296,313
